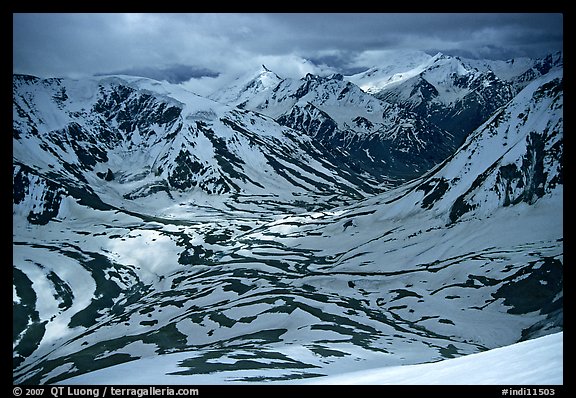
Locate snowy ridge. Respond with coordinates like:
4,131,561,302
408,69,563,223
348,52,562,146
360,54,515,144
348,52,444,94
210,65,282,108
348,51,563,97
213,67,456,183
13,59,562,385
464,51,563,92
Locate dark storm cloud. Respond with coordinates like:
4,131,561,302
13,13,563,94
259,13,561,53
260,13,563,65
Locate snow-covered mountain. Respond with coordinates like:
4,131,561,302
465,51,564,92
348,51,563,147
13,55,562,385
351,53,514,145
348,51,563,96
210,64,283,108
13,73,385,228
212,68,456,183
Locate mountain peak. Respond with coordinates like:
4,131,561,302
251,65,282,87
208,64,282,106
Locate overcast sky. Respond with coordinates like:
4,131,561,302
13,13,563,95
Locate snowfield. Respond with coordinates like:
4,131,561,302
58,331,562,385
308,332,563,385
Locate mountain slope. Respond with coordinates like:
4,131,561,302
210,64,283,108
348,52,562,147
306,331,563,385
351,53,514,145
213,69,456,183
13,73,382,226
465,51,563,92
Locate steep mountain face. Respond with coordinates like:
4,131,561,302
356,53,515,145
210,65,283,108
433,72,563,224
349,52,562,147
12,62,562,384
213,70,456,183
